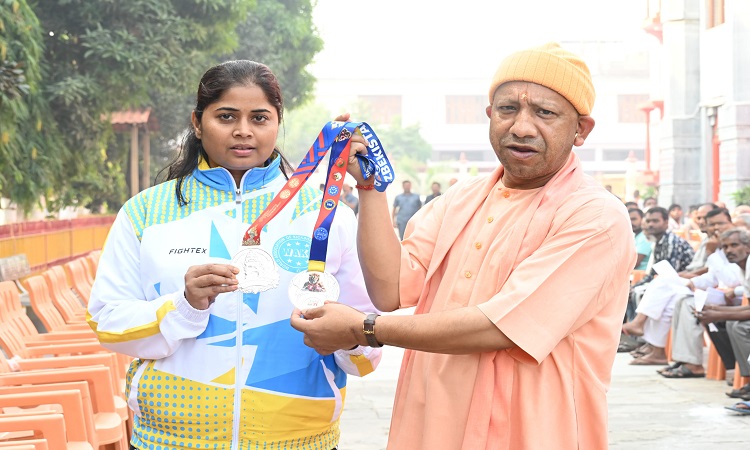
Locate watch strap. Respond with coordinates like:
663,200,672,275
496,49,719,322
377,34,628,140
363,313,383,348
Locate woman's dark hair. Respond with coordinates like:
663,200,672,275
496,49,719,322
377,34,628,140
162,60,294,205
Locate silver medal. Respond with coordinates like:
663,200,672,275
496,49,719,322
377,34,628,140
231,246,280,294
288,270,340,309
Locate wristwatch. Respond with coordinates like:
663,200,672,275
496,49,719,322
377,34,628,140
363,313,383,348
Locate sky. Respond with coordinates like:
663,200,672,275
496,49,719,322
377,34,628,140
310,0,650,80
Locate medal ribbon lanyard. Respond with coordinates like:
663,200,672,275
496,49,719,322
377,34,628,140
241,122,344,246
306,122,395,273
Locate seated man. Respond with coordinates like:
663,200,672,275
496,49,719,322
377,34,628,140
660,227,749,378
626,208,732,365
629,208,651,271
623,206,695,338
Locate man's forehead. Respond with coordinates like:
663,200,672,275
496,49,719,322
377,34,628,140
495,81,569,104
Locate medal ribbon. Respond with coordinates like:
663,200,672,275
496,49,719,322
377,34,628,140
307,122,356,273
241,121,346,246
353,123,395,192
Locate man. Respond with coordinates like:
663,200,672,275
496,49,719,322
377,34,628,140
625,208,733,365
392,180,421,240
668,203,683,230
341,183,359,215
292,43,634,449
424,181,442,204
623,206,694,342
664,227,750,379
630,208,651,270
643,196,658,209
694,228,750,404
735,213,750,229
678,203,720,278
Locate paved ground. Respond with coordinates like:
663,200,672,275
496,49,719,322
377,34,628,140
340,327,750,449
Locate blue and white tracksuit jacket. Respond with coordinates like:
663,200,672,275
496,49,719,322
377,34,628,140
87,157,381,450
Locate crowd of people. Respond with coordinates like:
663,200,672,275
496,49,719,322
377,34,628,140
619,196,750,415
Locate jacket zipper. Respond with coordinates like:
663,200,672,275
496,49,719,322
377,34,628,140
231,185,243,450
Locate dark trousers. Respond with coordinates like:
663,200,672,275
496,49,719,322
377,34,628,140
706,321,736,370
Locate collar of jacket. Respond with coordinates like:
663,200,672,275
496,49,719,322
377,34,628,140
192,155,283,191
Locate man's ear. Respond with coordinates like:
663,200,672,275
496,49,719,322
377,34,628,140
574,116,595,147
486,105,492,119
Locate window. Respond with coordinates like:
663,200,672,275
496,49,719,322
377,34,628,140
445,96,488,124
618,94,650,123
358,95,402,125
706,0,725,28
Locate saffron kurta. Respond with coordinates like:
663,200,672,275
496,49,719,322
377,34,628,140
388,155,635,449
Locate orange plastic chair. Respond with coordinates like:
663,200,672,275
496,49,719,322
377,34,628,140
22,276,90,333
0,281,97,348
0,442,47,450
63,259,92,305
0,381,126,450
0,390,93,450
706,336,725,380
41,267,86,323
0,367,127,450
0,352,129,437
630,270,646,285
0,413,74,450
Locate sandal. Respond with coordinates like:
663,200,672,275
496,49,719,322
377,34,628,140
657,362,683,375
726,383,750,399
724,400,750,415
659,365,705,378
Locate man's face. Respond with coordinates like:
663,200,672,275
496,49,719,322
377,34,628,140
629,210,642,233
486,81,594,189
644,198,658,209
669,207,683,222
694,205,714,232
721,234,750,265
402,181,411,193
644,212,668,237
706,213,733,238
431,183,441,194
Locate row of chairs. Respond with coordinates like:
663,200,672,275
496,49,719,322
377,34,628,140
0,251,132,450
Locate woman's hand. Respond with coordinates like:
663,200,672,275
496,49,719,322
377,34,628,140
184,264,239,310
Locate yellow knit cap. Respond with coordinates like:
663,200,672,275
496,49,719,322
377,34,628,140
488,42,595,115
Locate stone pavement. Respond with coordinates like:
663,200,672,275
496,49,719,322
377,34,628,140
340,336,749,449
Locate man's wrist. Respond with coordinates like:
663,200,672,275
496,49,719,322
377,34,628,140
363,313,384,348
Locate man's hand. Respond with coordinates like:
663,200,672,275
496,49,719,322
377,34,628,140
693,305,722,325
290,302,366,355
333,113,372,186
184,264,239,310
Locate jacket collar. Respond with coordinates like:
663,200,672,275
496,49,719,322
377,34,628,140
192,155,283,191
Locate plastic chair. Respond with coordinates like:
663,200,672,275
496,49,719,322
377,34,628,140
0,441,47,450
22,276,90,333
62,260,92,305
41,267,86,323
0,367,127,450
0,389,93,449
0,413,74,450
630,270,646,285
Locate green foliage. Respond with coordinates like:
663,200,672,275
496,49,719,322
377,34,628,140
2,0,323,215
0,0,64,212
731,185,750,206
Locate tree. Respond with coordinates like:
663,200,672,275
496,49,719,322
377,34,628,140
32,0,254,212
0,0,67,212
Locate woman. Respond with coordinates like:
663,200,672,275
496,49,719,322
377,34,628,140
87,60,381,450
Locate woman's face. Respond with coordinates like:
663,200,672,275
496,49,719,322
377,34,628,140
192,83,279,183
